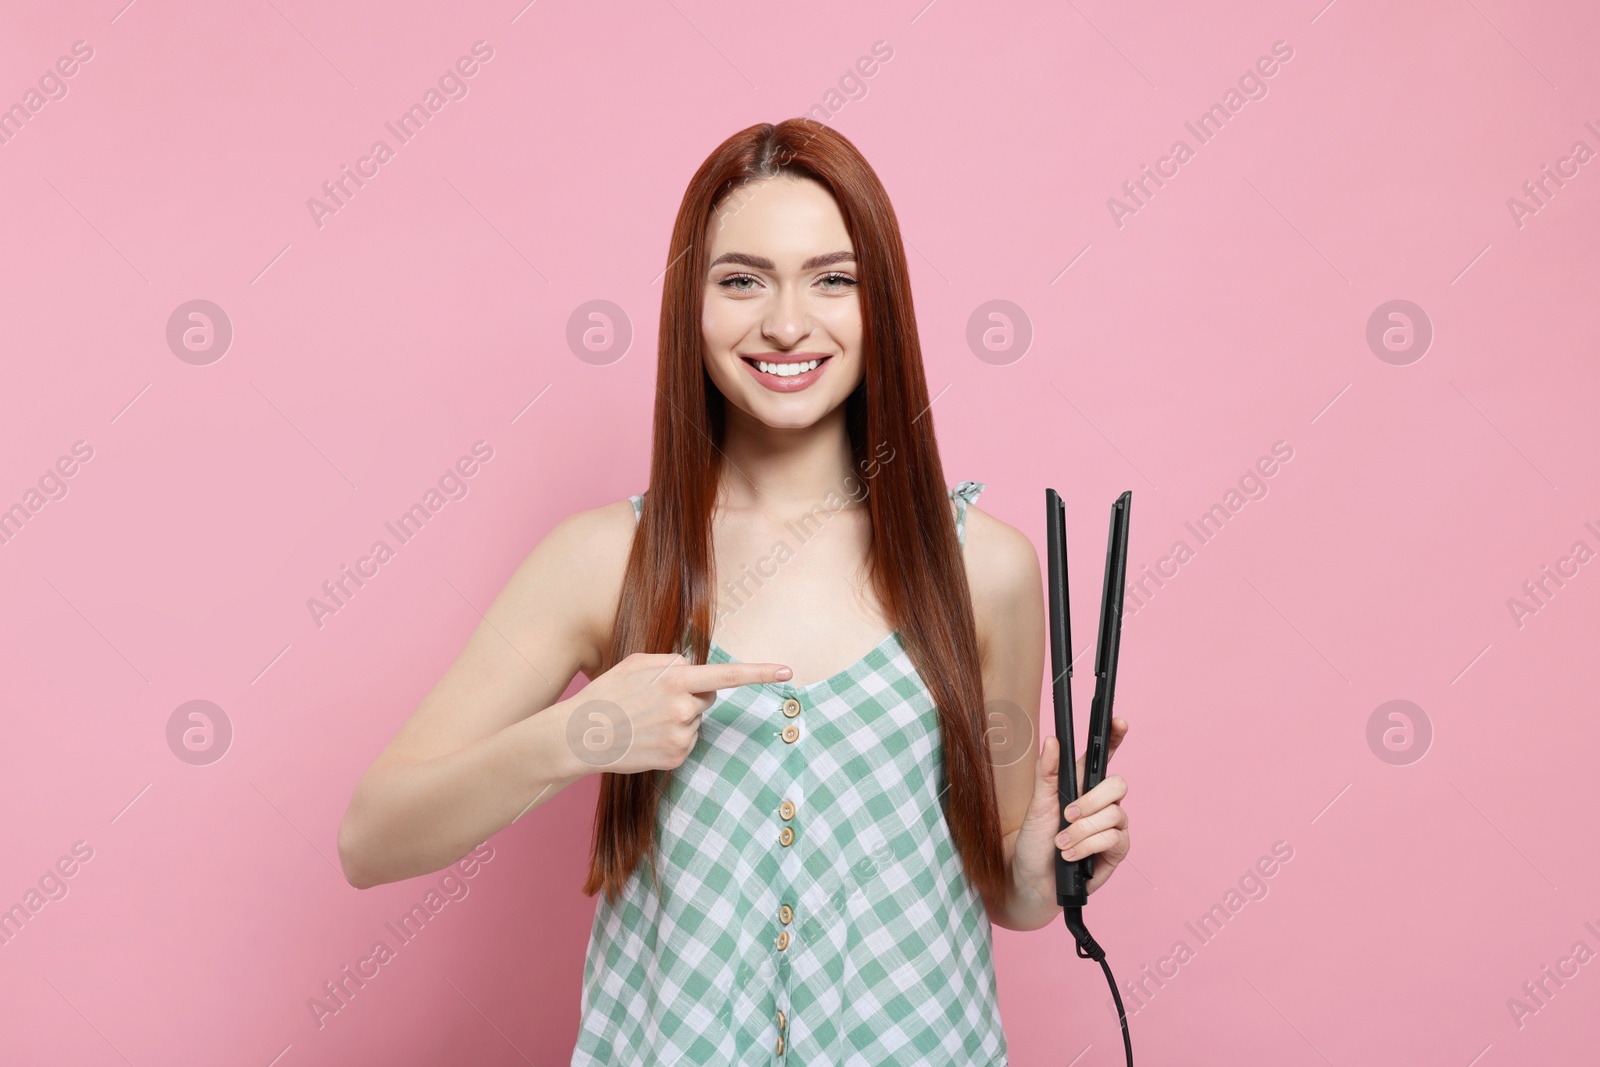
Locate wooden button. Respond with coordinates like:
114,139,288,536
776,1034,786,1054
781,723,800,744
779,800,796,820
779,826,794,846
779,904,793,924
782,698,801,718
777,1009,787,1031
776,930,790,950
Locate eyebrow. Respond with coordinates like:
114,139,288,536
708,250,857,271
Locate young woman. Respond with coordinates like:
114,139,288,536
338,119,1131,1066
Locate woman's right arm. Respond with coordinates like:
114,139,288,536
335,501,628,889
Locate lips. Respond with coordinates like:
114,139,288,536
739,354,833,393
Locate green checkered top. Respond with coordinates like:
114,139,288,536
572,480,1007,1066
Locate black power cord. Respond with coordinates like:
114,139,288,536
1063,906,1133,1066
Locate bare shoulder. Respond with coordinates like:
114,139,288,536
503,494,641,680
542,494,639,561
959,501,1045,661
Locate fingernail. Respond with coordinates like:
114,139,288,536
775,666,792,679
1064,846,1077,859
1066,805,1081,820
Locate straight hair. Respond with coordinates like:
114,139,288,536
582,118,1006,917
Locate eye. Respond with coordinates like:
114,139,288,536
819,272,857,290
717,273,760,291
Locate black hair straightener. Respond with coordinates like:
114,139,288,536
1047,487,1132,1066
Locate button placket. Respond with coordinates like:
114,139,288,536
771,689,805,1060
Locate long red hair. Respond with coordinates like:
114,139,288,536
581,119,1006,917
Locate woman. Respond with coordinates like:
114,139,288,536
337,119,1131,1066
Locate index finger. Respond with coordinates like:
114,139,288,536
668,661,793,695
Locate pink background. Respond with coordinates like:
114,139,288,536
2,0,1597,1063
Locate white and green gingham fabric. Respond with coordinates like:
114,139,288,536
572,480,1006,1066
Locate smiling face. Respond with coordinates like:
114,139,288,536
701,175,865,431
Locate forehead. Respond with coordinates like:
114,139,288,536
706,176,853,262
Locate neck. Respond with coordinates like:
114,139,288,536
716,403,863,516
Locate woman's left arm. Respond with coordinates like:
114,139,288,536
962,504,1132,933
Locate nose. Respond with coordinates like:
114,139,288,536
761,283,810,346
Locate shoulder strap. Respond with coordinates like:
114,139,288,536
950,480,985,546
628,492,643,525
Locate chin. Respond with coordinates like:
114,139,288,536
742,395,839,430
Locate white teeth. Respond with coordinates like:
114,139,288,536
757,358,821,377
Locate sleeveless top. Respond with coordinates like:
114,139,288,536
572,480,1007,1067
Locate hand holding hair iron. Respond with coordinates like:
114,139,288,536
1047,488,1129,906
1047,487,1133,1066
